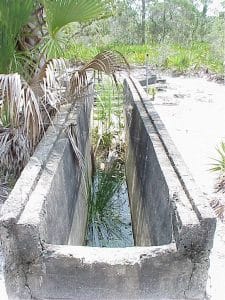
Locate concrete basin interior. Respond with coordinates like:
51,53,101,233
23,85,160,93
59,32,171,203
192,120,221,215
0,79,216,299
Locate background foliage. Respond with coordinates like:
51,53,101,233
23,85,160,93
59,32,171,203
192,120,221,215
66,0,224,74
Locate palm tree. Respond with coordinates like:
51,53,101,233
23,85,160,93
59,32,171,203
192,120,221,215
0,0,111,199
0,0,129,203
0,0,34,74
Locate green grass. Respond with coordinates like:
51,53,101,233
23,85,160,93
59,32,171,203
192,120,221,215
86,161,125,247
65,42,224,75
86,77,127,247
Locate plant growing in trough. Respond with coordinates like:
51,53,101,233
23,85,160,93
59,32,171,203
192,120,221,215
86,164,126,247
84,75,133,247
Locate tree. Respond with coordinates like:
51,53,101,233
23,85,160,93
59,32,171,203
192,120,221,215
141,0,146,44
0,0,114,199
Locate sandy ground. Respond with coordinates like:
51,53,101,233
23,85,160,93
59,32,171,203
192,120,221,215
150,74,225,300
0,73,224,299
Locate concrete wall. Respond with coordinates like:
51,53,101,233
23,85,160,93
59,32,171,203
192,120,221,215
124,77,216,253
0,92,93,299
0,79,216,300
125,89,173,246
26,244,199,300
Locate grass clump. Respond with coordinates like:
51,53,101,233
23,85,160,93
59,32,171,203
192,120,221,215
210,142,225,221
210,142,225,173
86,165,125,247
86,77,133,247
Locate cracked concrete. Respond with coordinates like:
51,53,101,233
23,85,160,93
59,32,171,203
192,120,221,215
0,80,216,299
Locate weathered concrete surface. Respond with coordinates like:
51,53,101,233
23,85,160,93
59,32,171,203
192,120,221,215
125,77,216,253
0,79,216,300
27,244,197,300
125,91,173,246
0,92,93,299
123,76,216,299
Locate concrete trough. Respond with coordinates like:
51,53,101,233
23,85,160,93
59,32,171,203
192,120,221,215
0,79,216,300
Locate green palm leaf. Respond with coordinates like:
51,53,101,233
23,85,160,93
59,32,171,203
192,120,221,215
0,0,34,73
41,0,108,38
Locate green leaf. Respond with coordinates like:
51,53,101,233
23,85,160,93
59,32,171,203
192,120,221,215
0,0,34,73
41,0,108,38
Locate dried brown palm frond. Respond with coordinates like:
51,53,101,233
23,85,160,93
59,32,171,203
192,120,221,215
0,74,23,128
66,124,89,198
0,73,43,148
211,196,225,221
66,124,85,169
69,50,130,96
69,70,88,97
80,50,130,75
0,178,10,204
31,58,68,106
0,127,30,177
0,58,69,182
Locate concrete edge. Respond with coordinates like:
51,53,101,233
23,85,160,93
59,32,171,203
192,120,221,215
44,242,177,265
124,76,216,251
15,97,92,261
130,76,216,222
0,104,72,226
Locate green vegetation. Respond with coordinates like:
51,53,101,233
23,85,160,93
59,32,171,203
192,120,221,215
65,42,224,75
211,142,225,173
86,167,125,247
210,142,225,220
0,0,116,203
64,0,224,76
86,78,132,247
0,0,224,205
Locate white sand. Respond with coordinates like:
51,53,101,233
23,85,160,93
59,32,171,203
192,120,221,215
152,75,225,300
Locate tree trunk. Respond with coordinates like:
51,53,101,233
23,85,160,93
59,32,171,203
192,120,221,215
141,0,146,44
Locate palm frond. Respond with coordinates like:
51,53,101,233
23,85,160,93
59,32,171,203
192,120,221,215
69,70,88,96
0,74,23,128
0,73,43,147
80,50,130,74
31,58,68,106
41,0,107,38
0,127,30,177
66,124,90,199
0,0,34,73
210,142,225,173
69,50,130,95
40,31,67,60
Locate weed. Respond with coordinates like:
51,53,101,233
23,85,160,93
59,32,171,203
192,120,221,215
86,165,125,247
210,142,225,173
148,86,156,100
86,77,132,247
